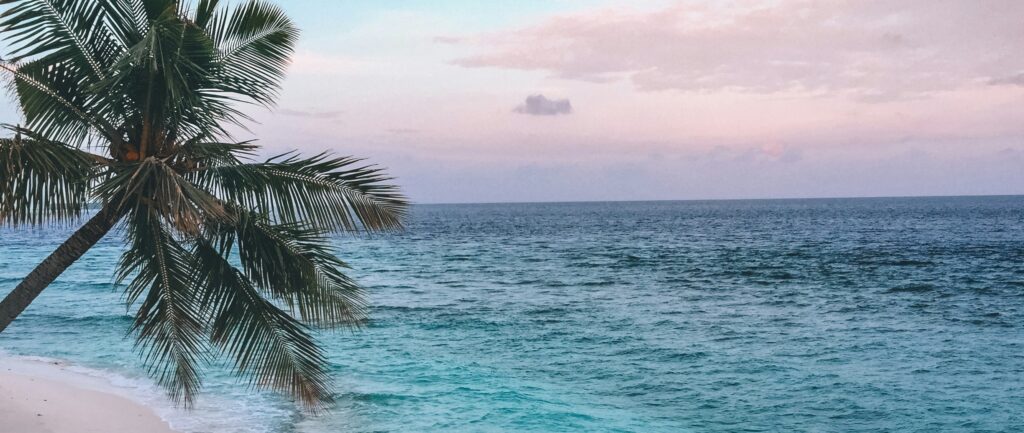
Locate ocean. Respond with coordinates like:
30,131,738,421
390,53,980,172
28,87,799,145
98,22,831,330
1,196,1023,432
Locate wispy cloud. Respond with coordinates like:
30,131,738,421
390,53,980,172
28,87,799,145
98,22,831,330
432,36,464,44
387,128,420,135
289,51,382,75
514,94,573,116
277,108,344,119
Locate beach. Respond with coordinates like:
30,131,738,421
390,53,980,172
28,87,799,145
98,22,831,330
0,359,177,433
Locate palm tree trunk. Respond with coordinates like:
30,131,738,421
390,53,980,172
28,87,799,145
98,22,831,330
0,205,120,333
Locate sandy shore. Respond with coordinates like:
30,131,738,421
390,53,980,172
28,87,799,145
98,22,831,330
0,363,178,433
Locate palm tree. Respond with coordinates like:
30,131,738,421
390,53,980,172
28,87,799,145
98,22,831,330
0,0,406,410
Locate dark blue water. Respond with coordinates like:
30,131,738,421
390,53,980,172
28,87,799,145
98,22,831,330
2,197,1023,432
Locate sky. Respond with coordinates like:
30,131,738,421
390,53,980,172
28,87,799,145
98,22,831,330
4,0,1024,203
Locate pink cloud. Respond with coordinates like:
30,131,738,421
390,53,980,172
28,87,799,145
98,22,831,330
449,0,1024,100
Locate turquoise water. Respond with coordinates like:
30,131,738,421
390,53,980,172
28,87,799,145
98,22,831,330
2,197,1023,432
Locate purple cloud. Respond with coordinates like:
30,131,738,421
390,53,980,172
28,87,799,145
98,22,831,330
514,95,573,116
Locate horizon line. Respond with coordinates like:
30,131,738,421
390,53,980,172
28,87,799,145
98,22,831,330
415,193,1024,206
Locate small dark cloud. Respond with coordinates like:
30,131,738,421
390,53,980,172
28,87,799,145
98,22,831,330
514,94,573,116
988,72,1024,86
277,108,344,119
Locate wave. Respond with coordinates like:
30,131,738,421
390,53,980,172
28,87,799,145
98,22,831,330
525,307,573,315
580,280,617,287
854,259,936,267
884,283,937,294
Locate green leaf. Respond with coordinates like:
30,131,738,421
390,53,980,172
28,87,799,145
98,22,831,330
0,131,95,225
196,152,408,232
193,239,334,410
212,209,366,327
2,60,99,143
0,0,116,79
118,209,208,407
204,0,298,106
95,157,230,234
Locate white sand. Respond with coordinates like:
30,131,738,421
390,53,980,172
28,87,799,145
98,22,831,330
0,366,178,433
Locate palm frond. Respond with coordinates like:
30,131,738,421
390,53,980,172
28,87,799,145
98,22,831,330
0,0,115,79
193,239,333,410
196,152,407,232
98,9,233,148
95,157,230,234
193,0,220,28
118,208,208,406
211,209,366,327
175,139,256,168
204,0,297,106
137,0,177,23
97,0,150,48
1,60,102,143
0,132,94,225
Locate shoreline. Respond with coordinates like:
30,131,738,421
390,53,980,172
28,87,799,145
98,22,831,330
0,356,180,433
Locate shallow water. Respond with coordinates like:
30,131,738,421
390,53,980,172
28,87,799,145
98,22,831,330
2,197,1023,432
